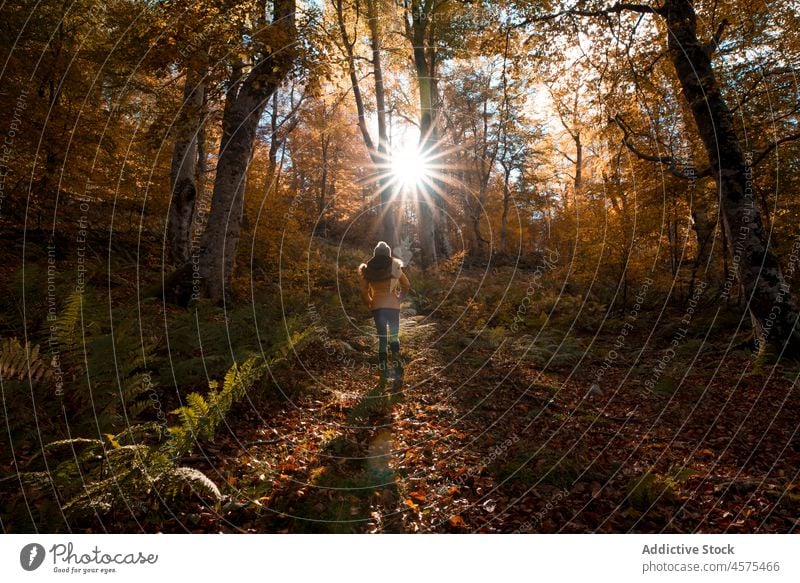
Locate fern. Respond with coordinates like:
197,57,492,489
10,425,224,526
0,337,60,449
0,337,53,383
48,291,158,435
168,324,313,456
54,427,225,517
169,356,263,455
52,290,83,352
158,467,222,501
3,317,314,529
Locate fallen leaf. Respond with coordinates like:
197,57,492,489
404,499,419,512
408,490,427,503
449,515,465,527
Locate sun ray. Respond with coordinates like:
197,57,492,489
390,143,430,190
358,137,475,217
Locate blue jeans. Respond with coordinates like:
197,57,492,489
372,308,400,354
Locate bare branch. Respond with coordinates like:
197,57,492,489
333,0,376,157
703,18,729,57
393,110,419,128
730,66,800,114
521,1,663,28
609,115,698,180
750,131,800,168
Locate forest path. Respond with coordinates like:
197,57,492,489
217,308,800,533
227,310,447,533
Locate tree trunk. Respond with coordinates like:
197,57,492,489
418,188,437,266
497,29,515,256
196,0,296,302
366,0,397,248
334,0,396,247
689,197,716,296
266,92,281,197
665,0,800,352
574,132,582,201
265,88,302,199
317,133,329,237
500,161,512,254
168,68,205,264
418,111,439,267
411,1,447,267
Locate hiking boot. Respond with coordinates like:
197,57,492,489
378,352,389,379
391,351,405,377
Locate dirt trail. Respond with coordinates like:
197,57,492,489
216,309,799,533
228,311,436,532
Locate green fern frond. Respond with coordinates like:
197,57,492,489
169,356,263,456
62,467,137,515
43,437,104,454
52,291,83,352
159,467,222,502
113,422,165,446
12,321,310,524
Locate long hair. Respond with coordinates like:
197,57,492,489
360,255,402,281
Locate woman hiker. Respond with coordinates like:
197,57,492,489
359,241,411,380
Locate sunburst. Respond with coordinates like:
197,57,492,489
389,142,432,191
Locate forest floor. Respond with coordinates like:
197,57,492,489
187,302,800,534
3,235,799,533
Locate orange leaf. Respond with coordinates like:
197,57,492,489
404,499,420,512
409,490,427,503
448,515,465,527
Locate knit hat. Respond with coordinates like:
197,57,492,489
374,241,392,257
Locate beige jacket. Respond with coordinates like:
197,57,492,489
360,261,411,310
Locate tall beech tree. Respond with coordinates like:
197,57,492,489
332,0,397,247
532,0,800,353
160,1,222,265
663,0,799,352
403,0,451,266
196,0,297,302
168,64,206,264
